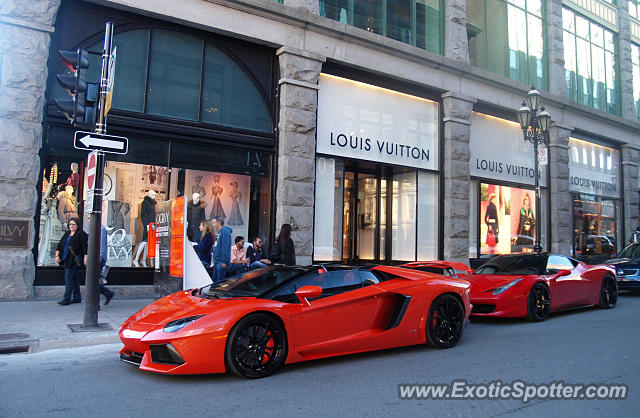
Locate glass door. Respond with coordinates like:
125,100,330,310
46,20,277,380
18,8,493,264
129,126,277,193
342,170,380,263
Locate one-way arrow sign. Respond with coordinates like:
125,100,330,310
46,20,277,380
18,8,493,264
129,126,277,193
74,131,128,154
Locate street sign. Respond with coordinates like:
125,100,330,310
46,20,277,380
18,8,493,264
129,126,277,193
538,147,548,166
74,131,128,154
104,46,116,117
87,152,96,191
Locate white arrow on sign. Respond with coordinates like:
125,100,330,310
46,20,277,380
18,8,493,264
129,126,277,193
78,134,126,151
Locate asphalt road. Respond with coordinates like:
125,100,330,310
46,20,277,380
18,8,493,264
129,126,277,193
2,293,639,417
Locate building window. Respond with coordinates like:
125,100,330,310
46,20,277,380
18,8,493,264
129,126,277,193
319,0,443,54
467,0,546,88
51,29,273,133
632,43,640,123
629,0,640,20
562,7,618,114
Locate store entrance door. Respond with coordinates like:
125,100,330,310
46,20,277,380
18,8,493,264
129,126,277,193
342,170,385,264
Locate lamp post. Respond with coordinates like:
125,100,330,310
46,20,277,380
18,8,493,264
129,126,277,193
517,86,551,254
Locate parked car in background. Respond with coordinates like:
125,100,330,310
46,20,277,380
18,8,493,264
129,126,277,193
467,253,617,321
607,242,640,291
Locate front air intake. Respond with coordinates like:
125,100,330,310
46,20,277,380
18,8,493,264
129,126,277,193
149,344,185,365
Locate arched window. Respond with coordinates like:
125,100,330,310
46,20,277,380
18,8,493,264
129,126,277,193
52,29,272,132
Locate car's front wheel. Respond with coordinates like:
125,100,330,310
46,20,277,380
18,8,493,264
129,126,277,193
526,283,550,322
426,294,464,348
225,313,288,378
598,275,617,309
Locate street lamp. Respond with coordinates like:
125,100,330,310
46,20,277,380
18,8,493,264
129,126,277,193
517,86,551,254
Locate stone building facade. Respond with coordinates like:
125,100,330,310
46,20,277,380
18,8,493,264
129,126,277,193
0,0,638,299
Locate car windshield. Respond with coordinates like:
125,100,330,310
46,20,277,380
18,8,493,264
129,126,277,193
617,244,640,259
473,254,546,275
201,266,306,298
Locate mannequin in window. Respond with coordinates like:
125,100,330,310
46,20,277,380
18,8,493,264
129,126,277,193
134,190,156,266
192,175,207,204
65,162,79,193
187,192,207,242
57,185,78,228
209,175,225,219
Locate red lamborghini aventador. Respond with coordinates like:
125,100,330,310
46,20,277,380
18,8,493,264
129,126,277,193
468,253,617,321
119,264,471,378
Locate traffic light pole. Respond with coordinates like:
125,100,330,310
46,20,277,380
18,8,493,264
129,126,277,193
83,22,113,328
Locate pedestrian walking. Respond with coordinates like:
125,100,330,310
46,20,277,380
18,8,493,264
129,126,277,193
55,217,87,305
98,224,114,307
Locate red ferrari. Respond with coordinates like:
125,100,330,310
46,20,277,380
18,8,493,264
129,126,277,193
119,264,471,378
468,253,617,321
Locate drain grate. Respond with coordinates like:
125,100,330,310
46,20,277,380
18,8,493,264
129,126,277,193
0,333,39,354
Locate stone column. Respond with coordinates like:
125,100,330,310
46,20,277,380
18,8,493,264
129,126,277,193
276,47,325,266
547,124,572,255
0,1,61,299
621,145,640,243
283,0,319,14
444,0,469,63
617,1,635,121
441,92,475,264
546,0,566,96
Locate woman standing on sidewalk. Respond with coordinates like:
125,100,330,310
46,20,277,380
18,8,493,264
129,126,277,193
55,217,87,305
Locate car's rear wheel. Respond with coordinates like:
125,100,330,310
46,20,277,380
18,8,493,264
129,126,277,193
598,275,617,309
426,294,464,348
225,313,288,378
526,283,550,322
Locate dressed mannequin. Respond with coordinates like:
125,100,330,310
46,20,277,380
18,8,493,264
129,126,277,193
57,185,78,228
134,190,156,266
187,193,207,242
65,163,80,192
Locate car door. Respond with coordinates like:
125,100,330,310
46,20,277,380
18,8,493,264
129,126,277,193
546,255,585,308
288,269,384,356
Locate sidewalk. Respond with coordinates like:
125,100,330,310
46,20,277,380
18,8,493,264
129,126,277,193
0,298,152,353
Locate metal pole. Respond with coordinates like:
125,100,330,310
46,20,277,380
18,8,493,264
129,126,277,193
83,22,113,327
533,125,542,254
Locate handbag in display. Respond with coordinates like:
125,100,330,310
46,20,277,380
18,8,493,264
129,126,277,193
486,228,497,247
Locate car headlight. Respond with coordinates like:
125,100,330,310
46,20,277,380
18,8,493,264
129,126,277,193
164,315,205,333
492,278,523,295
616,269,624,276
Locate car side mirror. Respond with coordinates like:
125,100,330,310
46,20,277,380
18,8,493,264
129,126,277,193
555,269,571,277
296,285,323,306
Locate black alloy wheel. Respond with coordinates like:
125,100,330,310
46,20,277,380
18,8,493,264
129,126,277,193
598,275,618,309
225,313,288,378
526,283,550,322
426,294,465,348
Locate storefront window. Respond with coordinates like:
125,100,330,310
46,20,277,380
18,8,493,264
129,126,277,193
37,127,272,269
479,182,537,255
632,43,640,123
569,137,620,262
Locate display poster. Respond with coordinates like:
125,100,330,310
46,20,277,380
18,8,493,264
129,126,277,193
0,219,30,248
184,169,250,242
316,73,439,171
170,197,185,277
153,199,182,299
480,183,536,255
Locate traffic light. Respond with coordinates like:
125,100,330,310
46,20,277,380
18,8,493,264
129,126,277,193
54,49,98,128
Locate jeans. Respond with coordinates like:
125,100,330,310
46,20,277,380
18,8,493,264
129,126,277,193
212,262,227,284
63,264,81,302
249,261,267,270
226,263,247,276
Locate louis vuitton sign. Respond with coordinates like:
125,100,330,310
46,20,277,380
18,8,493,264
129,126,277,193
0,219,30,248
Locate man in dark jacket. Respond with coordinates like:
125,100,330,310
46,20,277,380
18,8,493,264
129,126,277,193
247,236,271,270
212,217,232,284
